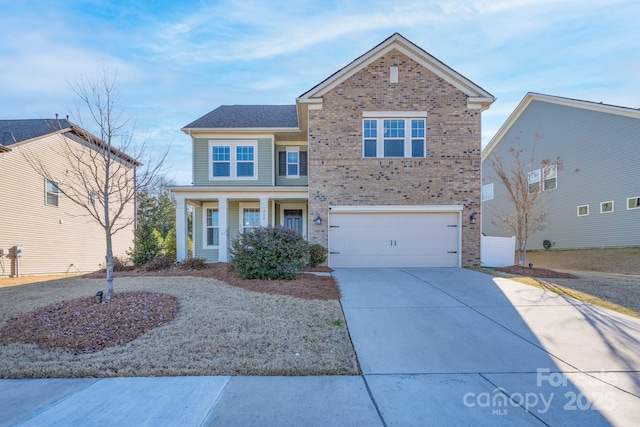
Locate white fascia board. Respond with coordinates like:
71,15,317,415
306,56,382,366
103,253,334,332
328,205,463,213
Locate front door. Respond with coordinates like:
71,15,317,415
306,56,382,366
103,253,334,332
283,209,303,235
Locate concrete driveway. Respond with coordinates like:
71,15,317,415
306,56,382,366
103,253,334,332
336,267,640,426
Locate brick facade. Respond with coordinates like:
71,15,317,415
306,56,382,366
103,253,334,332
307,51,482,267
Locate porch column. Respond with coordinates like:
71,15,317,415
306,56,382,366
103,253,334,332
175,195,187,261
218,197,228,262
260,196,269,227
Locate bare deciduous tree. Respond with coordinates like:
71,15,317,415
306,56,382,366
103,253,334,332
486,133,561,265
24,70,167,301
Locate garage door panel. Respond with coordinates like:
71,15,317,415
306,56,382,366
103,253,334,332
329,211,459,268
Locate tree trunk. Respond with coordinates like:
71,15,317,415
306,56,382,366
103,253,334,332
105,231,114,302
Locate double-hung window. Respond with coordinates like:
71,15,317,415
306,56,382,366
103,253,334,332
278,148,307,177
45,179,59,206
543,165,557,191
362,115,426,158
205,208,219,246
210,141,257,179
528,170,541,194
287,149,299,176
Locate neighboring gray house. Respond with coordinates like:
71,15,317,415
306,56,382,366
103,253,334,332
481,92,640,250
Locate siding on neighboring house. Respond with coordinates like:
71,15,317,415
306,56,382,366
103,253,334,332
307,50,483,267
482,97,640,249
192,137,274,186
0,134,134,276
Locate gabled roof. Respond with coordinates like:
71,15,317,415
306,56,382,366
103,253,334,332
298,32,495,110
0,118,72,147
182,105,298,131
482,92,640,161
0,118,140,166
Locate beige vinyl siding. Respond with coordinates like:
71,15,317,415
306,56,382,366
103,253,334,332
275,145,308,186
0,134,134,277
193,138,273,186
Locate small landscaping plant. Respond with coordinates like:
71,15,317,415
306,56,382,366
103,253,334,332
144,254,175,271
309,244,328,268
230,226,309,280
178,256,208,270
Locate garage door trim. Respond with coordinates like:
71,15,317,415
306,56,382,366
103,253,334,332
328,205,463,268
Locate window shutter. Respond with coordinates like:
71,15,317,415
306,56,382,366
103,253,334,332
300,151,307,176
278,151,286,176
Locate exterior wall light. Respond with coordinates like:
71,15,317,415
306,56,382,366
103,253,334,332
469,214,476,224
315,215,322,225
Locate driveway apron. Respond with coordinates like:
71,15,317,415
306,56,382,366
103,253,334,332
335,268,640,426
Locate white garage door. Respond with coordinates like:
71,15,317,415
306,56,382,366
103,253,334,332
329,210,460,268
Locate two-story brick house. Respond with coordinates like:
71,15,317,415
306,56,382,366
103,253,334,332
170,33,494,268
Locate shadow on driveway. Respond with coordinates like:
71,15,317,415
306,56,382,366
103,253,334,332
335,267,640,426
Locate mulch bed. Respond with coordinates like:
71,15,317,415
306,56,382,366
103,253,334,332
0,291,179,353
84,262,340,301
1,263,338,353
494,265,578,279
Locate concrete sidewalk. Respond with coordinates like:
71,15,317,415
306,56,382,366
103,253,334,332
1,268,639,426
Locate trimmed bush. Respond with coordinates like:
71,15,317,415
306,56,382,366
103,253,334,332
144,254,175,271
230,226,309,280
178,257,208,270
308,244,328,268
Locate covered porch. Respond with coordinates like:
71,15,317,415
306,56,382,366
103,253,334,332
170,186,309,262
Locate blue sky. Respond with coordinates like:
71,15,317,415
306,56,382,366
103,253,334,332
1,0,638,185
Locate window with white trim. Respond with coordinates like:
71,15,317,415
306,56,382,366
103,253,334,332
543,165,557,191
205,208,219,247
242,208,260,233
627,196,640,210
45,179,59,206
209,141,257,179
362,118,426,158
287,148,299,177
577,205,589,216
481,183,494,201
600,201,614,213
528,169,541,194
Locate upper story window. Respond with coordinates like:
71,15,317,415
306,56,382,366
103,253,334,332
362,116,426,158
481,183,494,201
45,179,59,206
209,141,257,180
278,148,307,177
543,165,557,191
528,169,541,194
627,196,640,210
528,165,557,194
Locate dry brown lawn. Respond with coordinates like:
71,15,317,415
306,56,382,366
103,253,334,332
486,248,640,318
0,266,359,378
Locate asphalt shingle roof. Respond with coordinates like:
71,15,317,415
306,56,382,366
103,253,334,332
183,105,298,129
0,119,72,147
